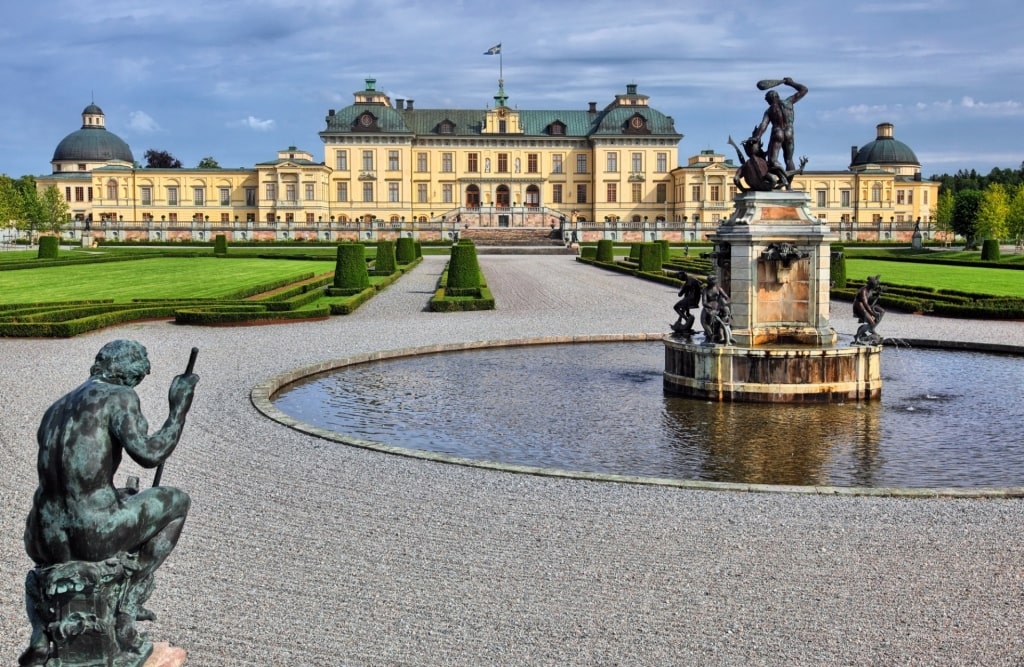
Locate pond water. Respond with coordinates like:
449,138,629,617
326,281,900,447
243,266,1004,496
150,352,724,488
272,342,1024,488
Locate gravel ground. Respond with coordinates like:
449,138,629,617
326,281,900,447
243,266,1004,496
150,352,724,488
1,255,1022,666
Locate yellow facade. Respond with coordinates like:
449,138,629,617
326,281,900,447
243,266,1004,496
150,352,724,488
38,93,939,244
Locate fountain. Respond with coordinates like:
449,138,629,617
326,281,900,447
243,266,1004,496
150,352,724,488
663,78,882,403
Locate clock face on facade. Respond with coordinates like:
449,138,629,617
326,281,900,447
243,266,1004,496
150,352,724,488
498,108,507,118
360,114,373,127
630,116,645,129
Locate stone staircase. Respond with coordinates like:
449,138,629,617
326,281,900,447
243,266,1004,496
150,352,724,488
458,227,575,254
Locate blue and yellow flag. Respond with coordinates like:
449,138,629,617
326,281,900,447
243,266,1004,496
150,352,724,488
484,43,501,55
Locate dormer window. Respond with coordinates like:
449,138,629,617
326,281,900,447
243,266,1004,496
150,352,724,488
548,120,566,136
439,120,455,134
624,114,650,135
355,112,378,131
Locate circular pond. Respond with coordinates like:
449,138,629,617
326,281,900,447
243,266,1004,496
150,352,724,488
270,342,1024,489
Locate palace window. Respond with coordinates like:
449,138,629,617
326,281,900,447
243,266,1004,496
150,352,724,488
363,182,373,202
362,150,374,171
710,185,721,202
417,152,428,172
306,213,315,223
442,152,453,173
632,153,642,172
222,213,230,222
389,182,400,202
497,153,509,173
576,154,588,174
106,180,118,201
305,183,315,200
467,153,479,173
607,183,617,203
220,187,231,205
337,182,348,202
285,213,294,223
871,183,882,202
527,153,538,173
552,183,563,204
193,187,205,206
816,190,827,207
388,150,400,171
656,153,667,173
169,213,177,223
840,189,851,207
632,183,643,203
552,154,563,174
417,183,428,203
336,150,348,171
167,186,178,206
285,184,296,203
896,190,905,205
245,188,256,206
656,183,667,204
576,184,587,204
265,183,275,201
607,152,618,172
442,183,453,203
75,186,85,202
691,185,700,201
140,187,152,206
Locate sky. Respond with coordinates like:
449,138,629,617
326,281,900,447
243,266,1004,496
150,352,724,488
2,0,1023,178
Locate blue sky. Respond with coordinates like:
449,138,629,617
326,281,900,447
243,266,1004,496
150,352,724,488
3,0,1022,178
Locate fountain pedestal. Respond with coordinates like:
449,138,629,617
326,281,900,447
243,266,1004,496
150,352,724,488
664,190,882,403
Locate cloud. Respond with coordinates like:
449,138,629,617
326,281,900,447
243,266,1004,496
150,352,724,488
230,116,276,131
127,111,161,132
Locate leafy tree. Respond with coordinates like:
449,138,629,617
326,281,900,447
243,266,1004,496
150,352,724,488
37,185,70,235
0,175,19,226
144,149,183,168
976,184,1009,242
934,188,955,236
952,189,983,247
197,156,220,169
1006,184,1024,244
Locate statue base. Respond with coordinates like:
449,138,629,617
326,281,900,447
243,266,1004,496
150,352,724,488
144,643,187,667
21,554,160,667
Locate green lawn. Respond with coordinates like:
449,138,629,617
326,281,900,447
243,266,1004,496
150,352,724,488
0,257,335,303
846,259,1024,297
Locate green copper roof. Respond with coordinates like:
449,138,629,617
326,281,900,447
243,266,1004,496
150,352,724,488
52,127,134,163
851,136,919,167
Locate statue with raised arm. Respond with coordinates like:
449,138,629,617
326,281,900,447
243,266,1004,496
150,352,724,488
852,275,886,345
20,339,198,667
750,77,808,190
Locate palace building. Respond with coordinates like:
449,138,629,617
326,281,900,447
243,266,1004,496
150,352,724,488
36,81,939,244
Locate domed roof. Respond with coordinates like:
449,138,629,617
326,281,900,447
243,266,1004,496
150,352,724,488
83,102,104,115
851,122,919,167
52,127,134,163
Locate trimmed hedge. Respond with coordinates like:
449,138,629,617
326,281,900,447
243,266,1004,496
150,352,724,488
596,239,615,263
333,243,369,290
981,239,1001,261
372,240,397,275
214,234,228,255
580,246,597,260
429,260,495,311
37,236,59,259
447,242,483,289
396,237,416,264
638,243,663,273
830,247,847,288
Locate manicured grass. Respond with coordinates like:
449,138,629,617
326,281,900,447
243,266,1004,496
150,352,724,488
846,259,1024,297
0,257,335,303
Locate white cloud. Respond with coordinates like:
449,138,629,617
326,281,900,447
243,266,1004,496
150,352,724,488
127,110,161,132
230,116,276,131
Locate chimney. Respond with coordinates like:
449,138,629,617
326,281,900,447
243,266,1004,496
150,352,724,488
396,98,405,110
588,102,597,114
406,99,414,110
851,145,858,164
626,83,638,95
328,109,335,116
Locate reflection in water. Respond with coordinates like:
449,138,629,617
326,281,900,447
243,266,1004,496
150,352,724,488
272,342,1024,488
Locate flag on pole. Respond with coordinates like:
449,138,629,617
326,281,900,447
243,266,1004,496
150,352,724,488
484,43,501,55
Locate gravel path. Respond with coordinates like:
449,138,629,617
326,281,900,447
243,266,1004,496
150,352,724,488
1,255,1022,666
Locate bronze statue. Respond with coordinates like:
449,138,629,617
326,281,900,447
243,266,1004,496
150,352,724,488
700,275,736,345
853,275,885,345
740,77,808,190
21,340,198,667
671,271,702,336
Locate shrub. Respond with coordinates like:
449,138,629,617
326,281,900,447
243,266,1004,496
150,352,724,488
981,239,1001,261
373,240,397,275
580,246,598,260
656,239,671,264
396,237,416,264
447,242,482,289
596,239,615,263
637,243,663,273
628,243,642,261
333,243,369,290
37,236,59,259
830,248,847,288
214,234,228,255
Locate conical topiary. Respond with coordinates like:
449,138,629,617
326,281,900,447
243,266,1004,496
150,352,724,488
333,243,369,290
396,237,416,264
447,241,482,289
374,240,397,274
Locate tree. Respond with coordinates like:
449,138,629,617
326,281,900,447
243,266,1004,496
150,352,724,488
952,189,983,248
1006,184,1024,245
975,183,1009,242
37,185,70,235
144,149,183,168
0,175,19,227
197,156,220,169
934,188,955,237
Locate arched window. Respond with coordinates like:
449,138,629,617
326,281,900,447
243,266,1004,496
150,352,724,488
495,185,510,208
465,185,481,208
525,185,540,207
106,179,118,201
